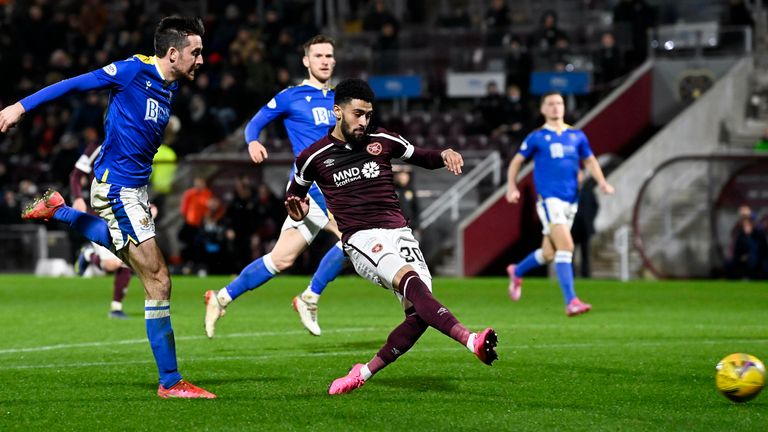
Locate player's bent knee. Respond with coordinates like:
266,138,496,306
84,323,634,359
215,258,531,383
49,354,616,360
270,254,296,272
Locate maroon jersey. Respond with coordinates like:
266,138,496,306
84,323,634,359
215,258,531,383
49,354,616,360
69,142,102,201
289,127,446,242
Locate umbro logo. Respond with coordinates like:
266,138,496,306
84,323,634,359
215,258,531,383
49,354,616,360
324,159,335,167
437,307,448,316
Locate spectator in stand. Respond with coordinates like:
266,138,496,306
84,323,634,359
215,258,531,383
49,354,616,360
474,81,507,135
503,35,532,98
393,166,420,237
179,176,215,272
492,84,528,147
613,0,655,68
150,116,180,219
373,22,399,74
571,173,599,278
593,31,625,96
244,49,276,108
527,10,569,55
726,206,767,280
197,196,229,275
224,175,262,272
228,27,260,66
49,133,81,187
68,92,105,133
436,6,471,29
483,0,512,47
0,190,22,224
254,182,284,245
363,0,399,33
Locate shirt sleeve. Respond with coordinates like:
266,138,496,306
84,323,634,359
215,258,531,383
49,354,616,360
517,133,536,159
244,90,291,144
20,59,139,112
577,131,594,159
287,151,314,198
404,147,445,169
89,57,141,89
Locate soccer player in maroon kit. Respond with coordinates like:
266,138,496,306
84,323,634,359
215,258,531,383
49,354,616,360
70,140,135,319
285,79,498,394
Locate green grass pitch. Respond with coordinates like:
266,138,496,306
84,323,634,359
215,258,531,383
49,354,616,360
0,275,766,431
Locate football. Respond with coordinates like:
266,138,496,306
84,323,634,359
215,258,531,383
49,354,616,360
715,353,765,403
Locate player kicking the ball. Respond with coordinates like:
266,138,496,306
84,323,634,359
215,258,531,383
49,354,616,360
285,78,498,395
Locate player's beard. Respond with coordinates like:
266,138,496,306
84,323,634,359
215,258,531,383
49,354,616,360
340,118,366,146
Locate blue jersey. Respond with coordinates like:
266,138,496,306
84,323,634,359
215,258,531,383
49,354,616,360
244,82,335,156
518,125,593,203
244,82,335,212
20,54,177,188
93,55,177,187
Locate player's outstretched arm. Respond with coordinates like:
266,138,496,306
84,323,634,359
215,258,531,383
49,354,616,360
285,195,310,221
2,72,110,133
505,154,526,204
0,102,25,133
583,155,615,195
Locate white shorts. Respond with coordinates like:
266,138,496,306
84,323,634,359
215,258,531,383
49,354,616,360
91,241,121,263
90,179,155,251
536,197,578,236
344,227,432,302
280,190,330,243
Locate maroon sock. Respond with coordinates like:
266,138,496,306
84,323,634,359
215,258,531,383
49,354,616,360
398,271,470,345
368,311,428,375
113,267,132,303
91,254,102,270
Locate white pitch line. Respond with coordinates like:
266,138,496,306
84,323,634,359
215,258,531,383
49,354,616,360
3,338,767,371
1,323,766,355
0,327,384,355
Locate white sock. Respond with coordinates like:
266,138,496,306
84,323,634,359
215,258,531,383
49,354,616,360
216,288,233,307
301,287,320,303
360,364,372,380
466,333,477,352
110,301,123,312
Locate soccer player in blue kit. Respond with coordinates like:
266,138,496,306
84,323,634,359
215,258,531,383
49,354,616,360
204,35,346,337
0,17,215,399
505,92,614,316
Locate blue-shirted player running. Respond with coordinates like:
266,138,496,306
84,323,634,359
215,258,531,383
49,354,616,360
505,92,614,316
0,17,215,399
204,35,346,337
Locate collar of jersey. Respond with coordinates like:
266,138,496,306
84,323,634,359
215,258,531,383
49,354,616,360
150,56,166,82
328,130,354,149
542,123,571,134
301,79,331,91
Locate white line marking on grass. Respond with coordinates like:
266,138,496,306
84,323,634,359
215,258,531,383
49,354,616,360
0,327,383,355
3,337,767,371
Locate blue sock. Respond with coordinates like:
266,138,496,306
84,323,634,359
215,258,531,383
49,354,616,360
554,251,576,304
145,300,182,388
226,254,278,301
309,241,346,295
53,206,112,249
515,248,546,277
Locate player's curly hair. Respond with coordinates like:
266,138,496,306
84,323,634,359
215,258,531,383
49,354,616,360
154,16,205,58
334,78,375,105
